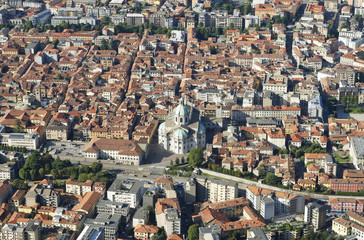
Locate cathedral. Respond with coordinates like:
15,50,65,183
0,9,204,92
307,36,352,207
158,99,206,154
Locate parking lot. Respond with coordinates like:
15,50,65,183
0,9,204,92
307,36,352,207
42,140,88,160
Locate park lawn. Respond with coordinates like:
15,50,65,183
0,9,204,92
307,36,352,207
335,153,350,162
344,107,364,113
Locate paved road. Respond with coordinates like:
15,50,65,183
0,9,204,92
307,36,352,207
51,141,364,200
200,169,364,200
63,155,364,200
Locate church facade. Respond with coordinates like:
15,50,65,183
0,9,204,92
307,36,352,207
158,99,206,154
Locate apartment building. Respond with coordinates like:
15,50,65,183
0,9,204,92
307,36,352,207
11,190,26,207
0,180,12,204
84,213,121,240
77,226,104,240
46,121,70,141
263,74,288,95
41,188,60,207
193,175,238,203
24,220,41,240
0,162,17,181
352,223,364,240
134,225,159,240
126,13,145,26
66,179,93,195
199,10,243,29
329,178,364,192
332,217,351,236
0,224,25,240
260,195,275,220
156,198,181,235
133,208,149,227
304,202,326,230
350,137,364,170
97,200,130,219
246,186,305,217
107,177,144,208
206,197,249,219
329,198,364,213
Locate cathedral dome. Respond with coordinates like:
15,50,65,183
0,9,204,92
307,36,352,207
173,128,188,138
174,98,189,117
198,122,206,133
175,104,189,116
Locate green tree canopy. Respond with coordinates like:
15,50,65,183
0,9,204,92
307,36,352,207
258,164,267,178
91,162,103,173
78,173,88,182
51,169,60,179
79,165,90,174
19,168,29,180
188,148,204,167
265,172,280,186
13,179,28,190
13,119,25,133
187,224,200,240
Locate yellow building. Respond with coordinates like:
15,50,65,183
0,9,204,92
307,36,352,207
90,127,108,138
332,217,351,236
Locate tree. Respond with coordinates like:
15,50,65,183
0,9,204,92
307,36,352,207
181,157,185,164
78,173,88,182
328,22,339,38
13,179,28,190
265,172,280,186
100,16,111,26
51,169,59,179
24,20,33,32
210,46,217,54
91,162,103,173
13,119,24,133
70,172,78,180
108,40,113,50
170,159,174,166
243,2,252,15
52,39,59,48
188,148,204,167
133,2,143,13
152,227,166,240
146,205,156,225
187,224,199,240
295,149,304,159
258,164,267,178
45,163,51,173
56,73,62,79
30,169,37,180
228,22,235,30
340,22,349,30
175,157,180,165
166,28,172,37
39,168,45,179
100,39,108,50
79,165,90,174
1,65,9,73
52,158,72,170
19,168,29,180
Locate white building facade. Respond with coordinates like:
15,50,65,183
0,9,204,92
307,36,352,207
158,99,206,154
